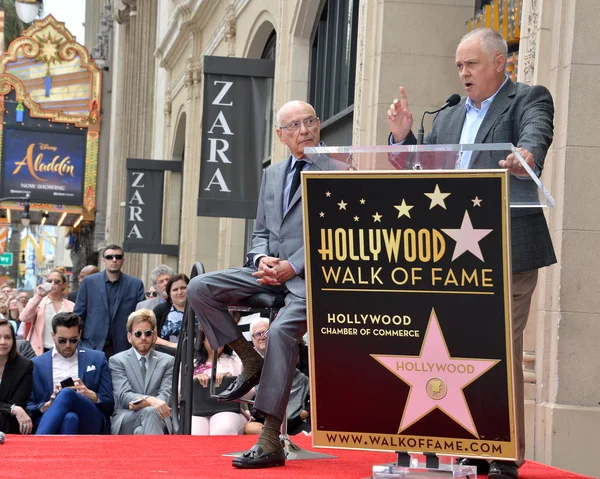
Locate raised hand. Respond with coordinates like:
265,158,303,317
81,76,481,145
387,86,414,143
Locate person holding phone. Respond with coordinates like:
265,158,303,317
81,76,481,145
109,309,174,435
26,312,114,434
20,268,74,356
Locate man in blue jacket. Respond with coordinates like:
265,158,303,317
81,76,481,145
27,312,114,434
75,244,145,358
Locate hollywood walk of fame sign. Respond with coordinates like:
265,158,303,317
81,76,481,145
303,170,517,460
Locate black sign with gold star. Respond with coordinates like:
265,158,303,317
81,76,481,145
302,170,516,459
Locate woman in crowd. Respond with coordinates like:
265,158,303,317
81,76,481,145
191,328,251,435
153,274,189,352
0,319,33,434
8,299,22,339
20,268,74,356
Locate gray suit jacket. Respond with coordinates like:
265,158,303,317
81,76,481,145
247,154,348,297
109,347,174,434
405,79,557,273
135,297,160,311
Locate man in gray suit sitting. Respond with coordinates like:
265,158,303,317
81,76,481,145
387,28,556,479
108,309,174,435
188,100,347,468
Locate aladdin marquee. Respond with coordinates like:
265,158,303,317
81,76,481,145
0,15,101,227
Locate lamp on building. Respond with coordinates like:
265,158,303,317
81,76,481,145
20,199,31,226
15,0,41,24
40,210,49,226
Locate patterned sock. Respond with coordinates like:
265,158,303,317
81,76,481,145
256,414,283,453
229,337,263,381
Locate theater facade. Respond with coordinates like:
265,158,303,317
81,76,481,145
85,1,599,475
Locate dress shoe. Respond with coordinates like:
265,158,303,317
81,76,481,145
215,370,261,402
456,457,490,474
232,444,285,469
488,461,518,479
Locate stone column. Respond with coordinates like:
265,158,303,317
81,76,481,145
522,1,600,476
107,0,159,278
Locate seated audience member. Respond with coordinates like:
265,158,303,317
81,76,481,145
27,312,114,434
153,274,189,353
244,319,310,436
17,339,36,360
136,265,174,311
21,268,74,356
109,309,174,435
0,319,34,434
192,328,251,435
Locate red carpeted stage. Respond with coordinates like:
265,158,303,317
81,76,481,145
1,435,594,479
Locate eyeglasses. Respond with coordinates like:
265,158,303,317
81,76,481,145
279,117,319,132
145,291,158,298
57,337,79,345
46,279,62,285
104,254,124,260
251,329,268,340
133,329,153,338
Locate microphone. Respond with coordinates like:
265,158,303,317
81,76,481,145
0,431,5,444
417,94,461,145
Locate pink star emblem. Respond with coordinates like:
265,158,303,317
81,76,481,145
372,309,498,437
442,210,493,261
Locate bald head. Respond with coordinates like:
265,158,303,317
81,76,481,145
276,101,316,127
79,265,99,281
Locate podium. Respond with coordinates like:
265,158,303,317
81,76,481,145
301,144,554,478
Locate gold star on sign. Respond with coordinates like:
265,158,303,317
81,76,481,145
394,199,414,218
424,184,451,210
360,199,366,205
372,212,382,222
472,196,482,207
338,200,348,210
354,216,359,222
326,191,332,197
319,212,325,217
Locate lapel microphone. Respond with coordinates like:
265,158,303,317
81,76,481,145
417,94,461,145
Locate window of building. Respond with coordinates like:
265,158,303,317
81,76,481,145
309,0,359,145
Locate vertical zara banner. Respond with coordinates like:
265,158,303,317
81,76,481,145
123,159,180,256
197,56,274,219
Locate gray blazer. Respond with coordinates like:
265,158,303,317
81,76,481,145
109,347,175,434
246,154,348,297
405,79,557,273
135,297,160,311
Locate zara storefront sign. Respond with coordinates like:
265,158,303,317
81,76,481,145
123,159,181,256
198,56,274,219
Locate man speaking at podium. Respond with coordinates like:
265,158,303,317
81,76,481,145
188,100,346,469
387,28,556,479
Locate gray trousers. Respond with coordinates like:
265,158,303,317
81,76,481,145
511,269,538,466
187,267,306,422
114,407,167,435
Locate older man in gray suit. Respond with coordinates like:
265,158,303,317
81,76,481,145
109,309,174,435
188,100,346,468
387,28,555,479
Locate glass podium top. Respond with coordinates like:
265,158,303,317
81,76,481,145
304,143,554,208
